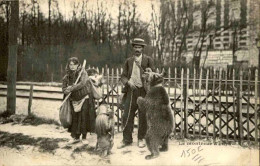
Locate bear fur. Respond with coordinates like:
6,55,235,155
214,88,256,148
95,104,114,157
137,72,173,160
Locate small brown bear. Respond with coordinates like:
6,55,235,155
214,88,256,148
95,104,114,157
137,71,173,160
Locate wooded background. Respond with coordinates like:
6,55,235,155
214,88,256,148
0,0,259,82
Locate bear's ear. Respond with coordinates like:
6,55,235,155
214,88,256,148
150,73,164,86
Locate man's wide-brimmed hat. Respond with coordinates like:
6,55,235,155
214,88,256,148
131,38,147,47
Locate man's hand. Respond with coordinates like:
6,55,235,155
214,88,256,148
127,81,137,90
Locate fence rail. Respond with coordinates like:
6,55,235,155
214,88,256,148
1,67,259,145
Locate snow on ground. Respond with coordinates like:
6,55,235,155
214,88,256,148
0,123,259,166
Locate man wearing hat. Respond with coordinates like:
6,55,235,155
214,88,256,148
118,38,155,149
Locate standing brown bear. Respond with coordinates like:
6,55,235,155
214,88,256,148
137,71,173,160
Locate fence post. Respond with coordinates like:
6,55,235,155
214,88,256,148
198,68,202,138
111,68,115,130
47,64,49,81
51,73,54,82
183,68,189,138
225,70,229,141
212,69,216,142
232,69,237,141
205,69,209,138
237,70,243,145
173,68,177,136
102,68,105,99
168,68,171,95
193,68,196,137
116,68,120,132
107,68,110,104
218,68,222,140
31,64,34,81
180,68,184,138
60,64,63,79
28,84,33,115
254,69,259,144
246,70,251,143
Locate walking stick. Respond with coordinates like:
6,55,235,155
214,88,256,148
58,60,86,110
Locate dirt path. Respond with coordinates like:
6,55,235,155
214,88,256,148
0,123,259,166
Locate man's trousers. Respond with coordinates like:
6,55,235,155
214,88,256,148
122,87,147,144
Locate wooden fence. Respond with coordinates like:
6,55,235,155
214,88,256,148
96,67,260,145
1,67,259,145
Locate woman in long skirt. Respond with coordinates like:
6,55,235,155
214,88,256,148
62,57,96,144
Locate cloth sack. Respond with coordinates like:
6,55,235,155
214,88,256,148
89,75,103,99
59,99,72,128
90,80,102,99
72,95,89,112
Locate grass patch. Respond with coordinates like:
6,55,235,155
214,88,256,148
73,144,90,153
22,113,60,126
0,112,60,126
0,131,68,153
0,111,15,124
0,111,12,118
72,145,98,155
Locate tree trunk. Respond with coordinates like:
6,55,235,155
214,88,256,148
7,0,19,115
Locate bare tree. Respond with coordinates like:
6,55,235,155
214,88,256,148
152,0,194,66
7,0,19,114
192,0,215,69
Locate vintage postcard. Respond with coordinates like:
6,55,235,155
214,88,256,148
0,0,259,165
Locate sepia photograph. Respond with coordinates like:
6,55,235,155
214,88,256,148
0,0,259,165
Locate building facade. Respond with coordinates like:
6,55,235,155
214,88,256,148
160,0,260,68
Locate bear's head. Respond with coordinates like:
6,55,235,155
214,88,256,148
96,104,112,116
142,70,165,91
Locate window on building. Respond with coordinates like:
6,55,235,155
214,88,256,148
209,35,213,49
223,33,229,36
215,38,221,42
223,38,229,41
215,44,221,47
215,33,220,37
240,37,247,40
223,43,229,47
240,42,247,46
241,31,247,35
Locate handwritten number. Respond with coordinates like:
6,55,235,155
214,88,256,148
186,148,191,157
198,145,203,152
181,146,204,164
181,150,186,158
198,158,204,164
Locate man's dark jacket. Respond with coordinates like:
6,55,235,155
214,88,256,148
121,54,155,89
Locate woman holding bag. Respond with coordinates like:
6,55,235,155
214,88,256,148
62,57,96,144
